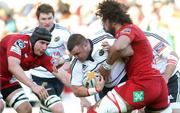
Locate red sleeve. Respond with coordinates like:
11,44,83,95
41,55,54,72
120,26,136,41
7,38,25,60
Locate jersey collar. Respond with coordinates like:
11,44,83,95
86,39,94,62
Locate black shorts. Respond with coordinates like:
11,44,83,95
1,84,22,100
31,75,64,97
168,71,180,102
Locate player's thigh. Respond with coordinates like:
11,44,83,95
4,85,31,111
16,101,32,113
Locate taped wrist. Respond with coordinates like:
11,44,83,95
87,87,99,95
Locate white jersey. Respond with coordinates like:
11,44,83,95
70,30,126,88
21,23,71,78
145,31,179,75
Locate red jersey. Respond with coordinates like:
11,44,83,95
115,24,160,79
0,34,53,90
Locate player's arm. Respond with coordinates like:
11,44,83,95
106,35,132,65
101,41,133,57
71,75,104,97
163,51,179,82
52,68,71,87
99,35,132,78
8,56,49,100
71,85,90,97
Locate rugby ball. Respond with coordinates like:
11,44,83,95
82,71,101,88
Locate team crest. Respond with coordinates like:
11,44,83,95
54,36,60,42
99,49,104,56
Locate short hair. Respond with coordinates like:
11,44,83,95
96,0,132,25
67,34,87,52
36,4,55,19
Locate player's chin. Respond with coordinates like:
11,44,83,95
36,52,44,56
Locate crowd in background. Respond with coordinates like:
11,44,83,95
0,0,180,55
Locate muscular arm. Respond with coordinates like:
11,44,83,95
164,51,179,81
106,35,132,65
8,56,35,88
71,85,89,97
8,56,49,100
52,68,71,87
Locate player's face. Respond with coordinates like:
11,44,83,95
70,44,89,62
38,13,54,31
33,40,49,56
103,20,116,36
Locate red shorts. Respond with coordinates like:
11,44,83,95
114,75,169,110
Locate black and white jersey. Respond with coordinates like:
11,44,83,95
71,30,126,88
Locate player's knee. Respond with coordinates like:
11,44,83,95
50,102,64,113
16,102,32,113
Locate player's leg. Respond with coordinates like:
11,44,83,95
144,76,171,113
32,76,64,113
87,82,132,113
0,93,5,113
88,76,170,113
2,84,32,113
167,71,180,113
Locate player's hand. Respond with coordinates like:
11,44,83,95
98,65,111,80
95,75,105,92
55,57,66,69
101,41,110,51
31,83,49,100
80,97,91,113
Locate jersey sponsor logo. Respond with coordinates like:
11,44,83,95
154,42,166,54
121,28,131,34
54,36,60,42
15,39,25,48
133,91,144,102
169,94,174,100
10,45,21,55
82,64,88,71
99,49,104,56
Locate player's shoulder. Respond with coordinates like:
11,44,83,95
70,58,81,71
89,29,114,44
144,31,169,45
54,23,71,33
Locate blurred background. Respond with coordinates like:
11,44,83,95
0,0,180,112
